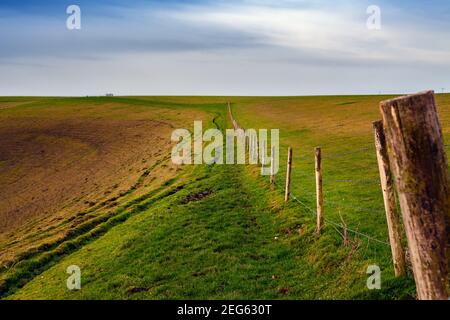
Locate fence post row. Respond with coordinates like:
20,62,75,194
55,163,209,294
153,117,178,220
380,90,450,300
373,120,406,277
285,147,293,202
315,147,324,235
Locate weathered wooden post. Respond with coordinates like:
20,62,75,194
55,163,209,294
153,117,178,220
315,147,324,235
373,120,406,277
285,147,293,202
270,146,276,190
380,90,449,300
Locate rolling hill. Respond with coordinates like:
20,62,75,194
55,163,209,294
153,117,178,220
1,94,449,299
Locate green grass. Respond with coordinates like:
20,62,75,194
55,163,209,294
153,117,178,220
233,94,450,248
4,94,448,300
5,162,415,300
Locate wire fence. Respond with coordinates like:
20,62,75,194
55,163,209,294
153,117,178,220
227,103,393,249
228,97,450,298
286,146,388,244
228,103,450,251
291,194,390,246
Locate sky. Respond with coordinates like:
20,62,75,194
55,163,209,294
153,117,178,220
0,0,450,96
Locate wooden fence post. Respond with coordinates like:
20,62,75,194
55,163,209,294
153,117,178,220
270,146,275,190
285,147,293,202
315,147,324,235
380,90,449,300
373,120,406,277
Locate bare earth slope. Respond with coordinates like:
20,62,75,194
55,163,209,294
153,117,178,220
0,97,209,267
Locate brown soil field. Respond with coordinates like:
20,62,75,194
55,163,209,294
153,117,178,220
0,97,209,267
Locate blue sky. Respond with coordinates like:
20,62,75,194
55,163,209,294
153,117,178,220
1,0,449,96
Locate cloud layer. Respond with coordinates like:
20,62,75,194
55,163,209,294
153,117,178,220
1,0,449,95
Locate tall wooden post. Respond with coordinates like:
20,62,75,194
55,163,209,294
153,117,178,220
270,146,275,190
373,120,406,277
315,147,324,235
285,147,293,202
380,90,449,300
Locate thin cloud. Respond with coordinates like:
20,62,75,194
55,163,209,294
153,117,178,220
167,1,450,65
0,0,449,95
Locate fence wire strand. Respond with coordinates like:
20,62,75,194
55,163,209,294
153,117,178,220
228,102,391,248
291,195,390,246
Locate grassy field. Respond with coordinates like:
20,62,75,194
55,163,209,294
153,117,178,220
234,95,450,247
1,94,449,299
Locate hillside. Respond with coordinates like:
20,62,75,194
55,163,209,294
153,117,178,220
1,94,449,299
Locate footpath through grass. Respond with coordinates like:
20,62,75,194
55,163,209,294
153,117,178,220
7,161,415,300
